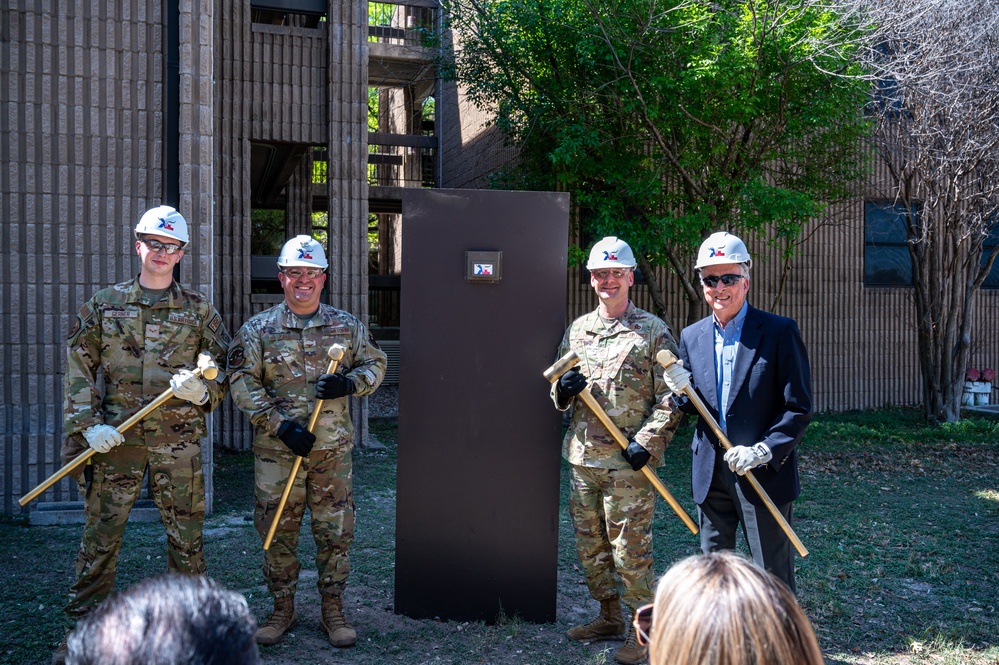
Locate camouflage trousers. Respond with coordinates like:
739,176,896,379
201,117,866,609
254,445,354,600
65,441,206,618
569,464,655,611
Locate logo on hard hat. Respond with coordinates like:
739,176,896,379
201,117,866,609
710,247,725,258
159,218,175,232
604,251,618,261
298,249,313,260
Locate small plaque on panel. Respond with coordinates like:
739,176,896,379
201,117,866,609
465,250,502,283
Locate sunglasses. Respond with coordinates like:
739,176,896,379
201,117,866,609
634,603,653,646
141,238,183,255
282,267,325,279
700,273,744,288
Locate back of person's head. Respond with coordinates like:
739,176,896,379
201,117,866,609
66,573,257,665
648,552,823,665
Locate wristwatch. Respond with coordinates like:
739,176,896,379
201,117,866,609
752,442,771,463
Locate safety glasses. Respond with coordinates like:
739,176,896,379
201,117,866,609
700,273,743,288
634,603,653,646
282,267,325,279
591,268,630,280
141,238,183,255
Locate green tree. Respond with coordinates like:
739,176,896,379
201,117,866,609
443,0,871,324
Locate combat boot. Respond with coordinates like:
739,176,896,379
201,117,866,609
614,622,647,665
320,595,357,647
255,596,297,645
566,597,626,641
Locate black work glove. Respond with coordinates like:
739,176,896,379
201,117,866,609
622,440,651,471
277,420,316,457
556,369,587,400
316,373,356,400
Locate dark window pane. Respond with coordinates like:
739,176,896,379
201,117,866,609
864,202,909,243
865,247,912,286
982,258,999,289
982,224,999,289
864,201,915,287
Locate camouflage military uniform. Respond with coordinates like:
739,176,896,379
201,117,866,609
228,302,386,602
552,302,681,611
61,277,230,619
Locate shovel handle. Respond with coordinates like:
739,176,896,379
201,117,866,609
263,345,346,550
19,354,219,507
656,350,808,557
544,350,699,535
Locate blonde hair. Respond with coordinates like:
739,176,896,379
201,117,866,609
648,552,823,665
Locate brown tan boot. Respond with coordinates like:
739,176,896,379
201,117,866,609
255,596,297,646
614,622,647,664
320,595,357,647
566,597,626,641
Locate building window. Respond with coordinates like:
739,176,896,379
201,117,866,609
982,225,999,289
251,0,325,27
864,201,916,287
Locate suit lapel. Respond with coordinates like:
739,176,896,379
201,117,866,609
728,306,762,411
691,318,718,409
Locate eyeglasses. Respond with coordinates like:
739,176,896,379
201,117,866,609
282,267,325,279
141,238,183,255
634,603,653,646
700,273,744,288
591,268,630,280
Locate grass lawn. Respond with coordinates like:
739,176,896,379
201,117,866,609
1,408,997,664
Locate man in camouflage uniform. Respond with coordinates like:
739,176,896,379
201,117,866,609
228,235,386,649
552,237,684,665
56,206,229,663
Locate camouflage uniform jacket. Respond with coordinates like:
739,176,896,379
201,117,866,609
552,302,681,469
63,277,230,457
228,302,387,452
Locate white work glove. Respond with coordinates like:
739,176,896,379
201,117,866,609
83,424,125,454
170,369,209,405
662,359,692,394
724,443,773,475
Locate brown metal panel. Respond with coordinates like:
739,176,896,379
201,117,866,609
395,188,569,623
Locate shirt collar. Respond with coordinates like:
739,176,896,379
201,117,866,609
125,276,183,307
713,301,749,336
590,301,637,334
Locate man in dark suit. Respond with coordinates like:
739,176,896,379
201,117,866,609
661,232,812,591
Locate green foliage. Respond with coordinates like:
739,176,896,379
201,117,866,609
249,209,285,255
369,2,399,30
443,0,872,293
806,406,999,448
368,87,380,133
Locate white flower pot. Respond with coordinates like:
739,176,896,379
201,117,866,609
962,381,993,406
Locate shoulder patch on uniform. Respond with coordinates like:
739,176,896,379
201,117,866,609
227,345,245,370
69,303,97,344
68,316,81,342
208,313,223,333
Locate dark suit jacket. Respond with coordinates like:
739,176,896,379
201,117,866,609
678,305,812,507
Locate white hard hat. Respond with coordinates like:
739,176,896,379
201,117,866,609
695,232,752,270
586,237,637,270
135,205,189,245
277,235,329,269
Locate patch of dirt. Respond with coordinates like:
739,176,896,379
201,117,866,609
248,568,620,665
